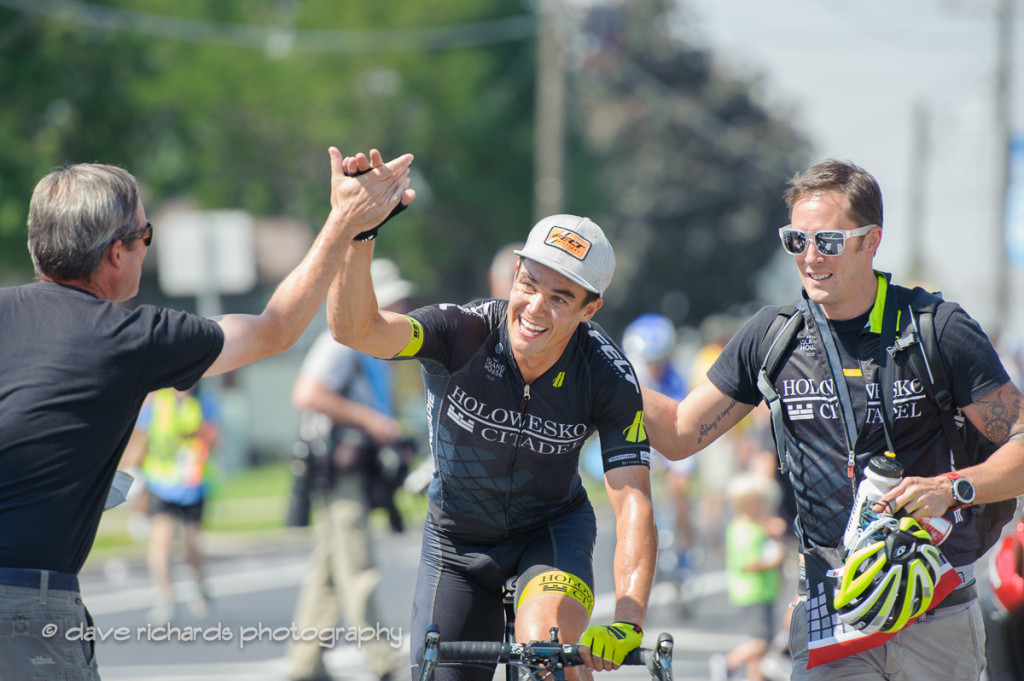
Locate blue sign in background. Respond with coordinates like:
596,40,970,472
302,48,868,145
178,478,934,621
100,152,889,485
1006,136,1024,266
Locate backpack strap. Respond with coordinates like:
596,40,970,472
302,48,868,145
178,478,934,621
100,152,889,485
756,303,804,474
901,287,1018,549
876,279,903,456
891,287,968,471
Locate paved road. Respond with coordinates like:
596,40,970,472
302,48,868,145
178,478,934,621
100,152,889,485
79,512,795,681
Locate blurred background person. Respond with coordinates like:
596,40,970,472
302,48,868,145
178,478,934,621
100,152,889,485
622,313,696,579
487,242,524,298
689,314,743,553
133,386,220,623
285,259,413,681
711,473,786,681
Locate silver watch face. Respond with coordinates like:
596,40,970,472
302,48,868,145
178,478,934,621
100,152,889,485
953,477,975,505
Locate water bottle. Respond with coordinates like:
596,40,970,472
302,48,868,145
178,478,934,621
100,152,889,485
843,454,904,552
842,453,952,551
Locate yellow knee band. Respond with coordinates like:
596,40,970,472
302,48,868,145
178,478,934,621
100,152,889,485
518,570,595,615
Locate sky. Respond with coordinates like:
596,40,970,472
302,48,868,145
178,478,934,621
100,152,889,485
674,0,1024,340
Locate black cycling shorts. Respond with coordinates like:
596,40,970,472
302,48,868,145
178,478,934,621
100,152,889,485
146,494,204,524
409,503,597,681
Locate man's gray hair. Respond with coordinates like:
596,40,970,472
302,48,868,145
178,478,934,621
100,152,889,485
28,163,141,281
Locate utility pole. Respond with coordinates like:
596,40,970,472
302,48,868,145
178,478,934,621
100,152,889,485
533,0,566,222
994,0,1014,336
907,100,929,285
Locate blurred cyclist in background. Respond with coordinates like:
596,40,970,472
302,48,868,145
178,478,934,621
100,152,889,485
488,242,523,299
622,314,695,577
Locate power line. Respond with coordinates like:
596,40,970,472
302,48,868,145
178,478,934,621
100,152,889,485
0,0,536,53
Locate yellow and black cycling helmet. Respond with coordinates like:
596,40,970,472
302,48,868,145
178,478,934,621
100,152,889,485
833,517,944,635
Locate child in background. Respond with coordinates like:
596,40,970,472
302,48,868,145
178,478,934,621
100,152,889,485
711,473,786,681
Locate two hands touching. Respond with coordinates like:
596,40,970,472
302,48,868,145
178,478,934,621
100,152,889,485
327,147,416,242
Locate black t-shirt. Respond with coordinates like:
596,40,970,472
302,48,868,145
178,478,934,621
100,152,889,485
707,287,1008,558
399,299,650,541
0,282,224,573
709,302,1005,411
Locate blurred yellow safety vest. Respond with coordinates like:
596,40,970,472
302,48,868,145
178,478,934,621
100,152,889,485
142,389,209,493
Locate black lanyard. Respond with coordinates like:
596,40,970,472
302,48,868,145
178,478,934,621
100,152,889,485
806,281,900,482
807,298,861,479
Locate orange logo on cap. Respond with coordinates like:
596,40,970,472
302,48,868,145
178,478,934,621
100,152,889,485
544,227,591,261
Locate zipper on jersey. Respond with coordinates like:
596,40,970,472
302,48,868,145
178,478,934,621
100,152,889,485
503,383,531,532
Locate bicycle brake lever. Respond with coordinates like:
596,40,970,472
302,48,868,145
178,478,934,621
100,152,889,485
653,633,674,681
418,625,440,681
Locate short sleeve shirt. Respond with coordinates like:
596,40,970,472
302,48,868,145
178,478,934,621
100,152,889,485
0,282,224,572
707,287,1008,558
399,299,650,540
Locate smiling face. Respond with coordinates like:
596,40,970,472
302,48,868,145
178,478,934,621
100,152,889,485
507,258,603,383
789,191,882,320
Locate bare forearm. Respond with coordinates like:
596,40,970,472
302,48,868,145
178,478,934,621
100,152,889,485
326,242,378,349
641,386,690,460
642,382,753,461
961,382,1024,505
203,222,348,376
890,382,1024,516
295,377,389,433
611,494,657,626
962,438,1024,505
261,218,349,352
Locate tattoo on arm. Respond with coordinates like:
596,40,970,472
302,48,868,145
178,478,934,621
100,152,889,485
974,385,1024,445
697,400,738,446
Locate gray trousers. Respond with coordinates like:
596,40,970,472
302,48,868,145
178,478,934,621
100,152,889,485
0,576,100,681
287,475,402,680
790,597,986,681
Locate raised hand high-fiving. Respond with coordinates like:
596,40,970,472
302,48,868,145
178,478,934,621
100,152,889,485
327,147,415,242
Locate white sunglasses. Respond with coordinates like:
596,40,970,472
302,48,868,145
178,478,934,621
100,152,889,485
778,224,878,256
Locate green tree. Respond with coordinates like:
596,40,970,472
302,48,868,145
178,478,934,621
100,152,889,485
0,0,538,295
565,0,810,335
0,0,807,335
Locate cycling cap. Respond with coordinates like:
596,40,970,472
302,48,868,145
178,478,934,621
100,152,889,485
515,215,615,295
834,516,943,635
622,314,676,362
989,519,1024,616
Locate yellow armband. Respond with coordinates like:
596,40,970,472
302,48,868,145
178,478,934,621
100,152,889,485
396,315,424,358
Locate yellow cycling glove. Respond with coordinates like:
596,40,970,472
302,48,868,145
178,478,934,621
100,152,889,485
579,621,643,665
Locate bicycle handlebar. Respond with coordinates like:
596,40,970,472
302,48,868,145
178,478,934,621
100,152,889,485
418,626,674,681
436,639,662,666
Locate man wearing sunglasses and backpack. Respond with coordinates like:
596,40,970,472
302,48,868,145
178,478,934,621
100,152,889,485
643,159,1024,681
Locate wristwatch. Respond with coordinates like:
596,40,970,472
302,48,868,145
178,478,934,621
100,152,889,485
942,472,975,510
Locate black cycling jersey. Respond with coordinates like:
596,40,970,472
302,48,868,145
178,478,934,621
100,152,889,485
398,298,650,541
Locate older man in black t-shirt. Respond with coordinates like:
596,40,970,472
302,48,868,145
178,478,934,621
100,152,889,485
0,148,413,680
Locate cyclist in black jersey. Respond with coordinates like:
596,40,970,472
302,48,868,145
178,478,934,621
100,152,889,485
326,159,656,681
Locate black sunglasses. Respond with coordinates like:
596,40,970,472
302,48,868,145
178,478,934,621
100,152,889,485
120,220,154,247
